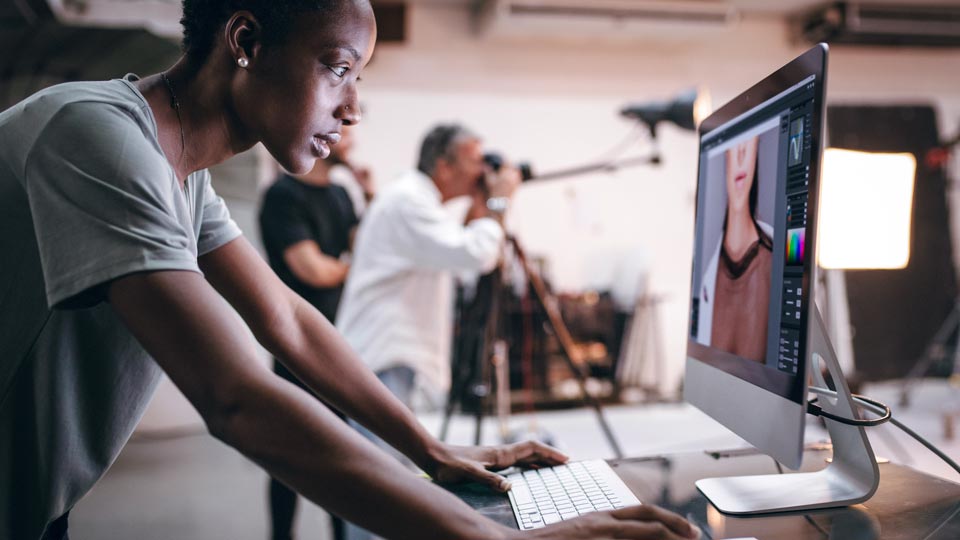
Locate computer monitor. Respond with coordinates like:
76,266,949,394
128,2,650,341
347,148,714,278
684,43,880,515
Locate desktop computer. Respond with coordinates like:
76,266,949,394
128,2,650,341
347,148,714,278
684,42,880,514
505,44,880,529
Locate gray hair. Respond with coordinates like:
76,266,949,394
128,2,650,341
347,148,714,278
416,123,478,177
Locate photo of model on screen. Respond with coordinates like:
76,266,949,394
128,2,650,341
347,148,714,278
697,135,772,363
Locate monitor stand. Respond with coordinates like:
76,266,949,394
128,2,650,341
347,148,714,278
695,306,880,515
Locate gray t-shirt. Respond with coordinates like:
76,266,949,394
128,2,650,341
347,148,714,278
0,75,242,539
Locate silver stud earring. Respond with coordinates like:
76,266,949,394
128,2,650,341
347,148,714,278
237,57,249,68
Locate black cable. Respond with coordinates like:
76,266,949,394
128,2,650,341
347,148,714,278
886,414,960,476
806,393,891,427
805,388,960,476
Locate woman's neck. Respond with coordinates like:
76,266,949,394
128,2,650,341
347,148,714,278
139,56,256,184
724,209,759,261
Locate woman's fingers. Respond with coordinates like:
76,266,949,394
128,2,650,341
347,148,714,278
611,505,700,539
496,440,569,468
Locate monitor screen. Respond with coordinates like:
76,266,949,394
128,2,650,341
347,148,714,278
687,47,826,406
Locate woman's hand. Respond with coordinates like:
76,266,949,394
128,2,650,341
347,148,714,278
519,505,701,540
426,441,569,491
420,442,699,539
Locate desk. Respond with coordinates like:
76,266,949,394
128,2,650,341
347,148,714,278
449,449,960,539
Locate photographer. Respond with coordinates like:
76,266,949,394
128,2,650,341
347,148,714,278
337,123,519,418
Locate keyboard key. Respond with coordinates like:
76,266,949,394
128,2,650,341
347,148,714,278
512,492,533,506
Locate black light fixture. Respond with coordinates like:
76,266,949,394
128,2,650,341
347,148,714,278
620,87,712,138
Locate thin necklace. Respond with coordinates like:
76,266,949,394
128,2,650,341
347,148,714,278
159,71,186,159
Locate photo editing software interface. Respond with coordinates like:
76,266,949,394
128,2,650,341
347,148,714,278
689,74,817,401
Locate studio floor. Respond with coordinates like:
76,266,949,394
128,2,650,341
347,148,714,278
70,379,960,540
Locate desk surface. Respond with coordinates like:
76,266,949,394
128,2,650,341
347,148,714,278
449,448,960,539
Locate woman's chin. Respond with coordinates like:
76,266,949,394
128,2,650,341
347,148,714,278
279,153,316,176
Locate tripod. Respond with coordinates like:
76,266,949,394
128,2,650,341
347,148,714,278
438,235,625,458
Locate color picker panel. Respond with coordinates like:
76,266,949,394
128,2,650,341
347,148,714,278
786,228,805,266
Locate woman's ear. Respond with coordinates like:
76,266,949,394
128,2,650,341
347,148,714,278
224,11,263,67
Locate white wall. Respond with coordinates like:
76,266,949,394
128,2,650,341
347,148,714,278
344,4,960,395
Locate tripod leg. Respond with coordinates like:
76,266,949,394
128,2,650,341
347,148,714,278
475,280,506,446
900,300,960,407
441,315,487,441
509,237,625,458
440,371,466,441
440,349,473,441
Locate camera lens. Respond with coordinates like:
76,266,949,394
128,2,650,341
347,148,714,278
483,152,534,182
483,152,504,172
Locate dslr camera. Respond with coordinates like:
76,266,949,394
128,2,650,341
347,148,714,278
482,152,534,182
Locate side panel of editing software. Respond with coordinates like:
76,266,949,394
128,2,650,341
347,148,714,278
776,100,813,375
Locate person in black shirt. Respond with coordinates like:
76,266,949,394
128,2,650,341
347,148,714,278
259,126,371,540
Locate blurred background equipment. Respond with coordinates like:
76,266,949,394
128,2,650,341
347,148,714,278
816,148,917,379
442,236,626,457
507,86,710,182
796,2,960,47
472,0,741,41
896,122,960,411
826,105,957,385
620,87,713,138
615,292,668,403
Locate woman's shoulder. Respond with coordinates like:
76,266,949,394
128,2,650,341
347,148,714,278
3,79,155,174
17,78,149,126
23,80,156,154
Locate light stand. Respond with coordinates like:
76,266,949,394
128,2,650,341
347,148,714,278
520,87,710,183
524,153,662,183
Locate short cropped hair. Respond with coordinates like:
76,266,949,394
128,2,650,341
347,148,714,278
180,1,346,64
417,124,478,177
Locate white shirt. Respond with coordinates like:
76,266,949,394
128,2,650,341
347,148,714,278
336,170,504,396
